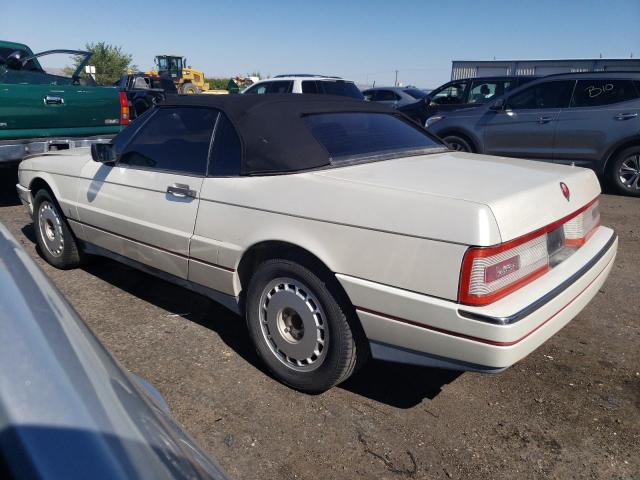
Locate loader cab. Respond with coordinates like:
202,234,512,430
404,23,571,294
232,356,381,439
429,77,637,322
155,55,184,80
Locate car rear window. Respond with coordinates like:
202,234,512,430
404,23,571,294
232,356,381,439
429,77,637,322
303,112,443,163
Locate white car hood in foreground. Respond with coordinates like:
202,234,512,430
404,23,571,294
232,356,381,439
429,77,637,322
309,151,600,244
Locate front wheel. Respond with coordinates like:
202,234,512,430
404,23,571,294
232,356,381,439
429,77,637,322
245,258,362,392
33,189,84,269
181,83,200,95
442,134,472,152
608,146,640,197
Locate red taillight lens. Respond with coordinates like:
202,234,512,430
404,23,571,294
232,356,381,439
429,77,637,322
119,91,130,126
459,197,601,306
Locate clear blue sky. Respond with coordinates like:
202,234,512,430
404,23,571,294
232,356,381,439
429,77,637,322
2,0,639,88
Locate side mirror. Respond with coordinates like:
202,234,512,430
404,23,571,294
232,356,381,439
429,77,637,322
489,98,506,111
91,143,117,164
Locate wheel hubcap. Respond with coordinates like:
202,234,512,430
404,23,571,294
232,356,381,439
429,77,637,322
38,201,64,257
259,278,327,371
619,154,640,190
448,141,467,152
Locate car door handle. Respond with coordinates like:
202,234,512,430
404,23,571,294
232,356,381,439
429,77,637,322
43,95,64,105
166,183,194,198
615,112,638,120
537,116,554,124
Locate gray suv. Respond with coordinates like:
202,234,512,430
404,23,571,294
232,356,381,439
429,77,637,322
426,72,640,196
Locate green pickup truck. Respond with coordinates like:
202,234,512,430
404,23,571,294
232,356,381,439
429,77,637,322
0,40,126,165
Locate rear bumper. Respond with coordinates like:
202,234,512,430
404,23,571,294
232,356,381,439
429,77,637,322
337,226,617,371
0,136,114,164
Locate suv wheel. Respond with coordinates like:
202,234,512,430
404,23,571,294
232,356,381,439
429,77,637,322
245,258,362,393
443,135,472,153
33,189,84,269
608,146,640,197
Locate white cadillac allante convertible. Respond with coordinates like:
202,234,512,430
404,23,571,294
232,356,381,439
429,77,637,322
17,95,617,392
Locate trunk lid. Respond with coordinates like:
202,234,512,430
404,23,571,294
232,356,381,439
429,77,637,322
313,151,601,244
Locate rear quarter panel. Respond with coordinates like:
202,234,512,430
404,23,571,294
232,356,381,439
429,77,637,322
191,176,470,301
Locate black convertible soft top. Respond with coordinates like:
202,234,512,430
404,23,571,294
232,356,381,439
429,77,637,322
161,94,403,175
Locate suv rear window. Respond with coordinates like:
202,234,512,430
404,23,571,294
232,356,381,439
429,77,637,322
303,80,364,99
303,112,443,162
571,79,639,107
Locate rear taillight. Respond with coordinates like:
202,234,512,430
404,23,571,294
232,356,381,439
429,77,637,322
459,197,601,306
563,199,601,246
119,91,130,125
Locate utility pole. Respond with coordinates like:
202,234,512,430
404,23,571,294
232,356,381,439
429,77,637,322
394,69,398,86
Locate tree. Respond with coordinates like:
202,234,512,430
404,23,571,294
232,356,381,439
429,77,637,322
72,42,135,85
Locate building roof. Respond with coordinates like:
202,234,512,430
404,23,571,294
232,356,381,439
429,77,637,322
162,93,396,175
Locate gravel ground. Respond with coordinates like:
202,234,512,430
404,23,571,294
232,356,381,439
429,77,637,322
1,167,638,480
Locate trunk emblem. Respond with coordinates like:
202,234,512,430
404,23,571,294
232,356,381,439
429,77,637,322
560,182,570,201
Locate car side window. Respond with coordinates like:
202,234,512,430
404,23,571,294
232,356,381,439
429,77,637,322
208,114,242,176
267,81,294,93
469,81,500,104
376,90,400,101
571,79,639,107
430,82,467,105
302,81,320,94
507,81,574,110
245,82,270,94
119,107,218,176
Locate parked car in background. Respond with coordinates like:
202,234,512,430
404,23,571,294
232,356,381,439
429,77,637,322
362,86,428,108
17,94,616,393
0,222,229,480
398,76,537,126
0,40,125,166
115,73,177,120
426,72,640,196
242,74,363,99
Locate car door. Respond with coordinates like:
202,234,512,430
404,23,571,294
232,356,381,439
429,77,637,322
553,78,640,169
75,106,218,279
482,80,575,160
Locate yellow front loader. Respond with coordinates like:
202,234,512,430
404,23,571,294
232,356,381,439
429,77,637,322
147,55,210,94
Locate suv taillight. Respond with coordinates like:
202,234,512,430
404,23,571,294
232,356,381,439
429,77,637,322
459,197,600,306
119,91,130,125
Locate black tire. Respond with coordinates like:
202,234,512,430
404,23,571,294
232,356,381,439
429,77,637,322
442,134,473,152
607,146,640,197
181,83,200,95
245,258,362,393
33,189,84,269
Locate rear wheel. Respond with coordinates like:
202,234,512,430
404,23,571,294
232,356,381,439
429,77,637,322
442,134,472,152
608,146,640,197
245,258,362,393
33,189,84,269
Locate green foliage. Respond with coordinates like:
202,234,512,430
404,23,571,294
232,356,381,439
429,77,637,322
205,78,231,90
72,42,134,85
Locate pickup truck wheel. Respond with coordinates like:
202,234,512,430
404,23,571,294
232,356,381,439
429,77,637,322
608,146,640,197
33,190,84,269
246,259,360,393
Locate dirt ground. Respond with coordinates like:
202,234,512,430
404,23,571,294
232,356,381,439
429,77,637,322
1,167,638,480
